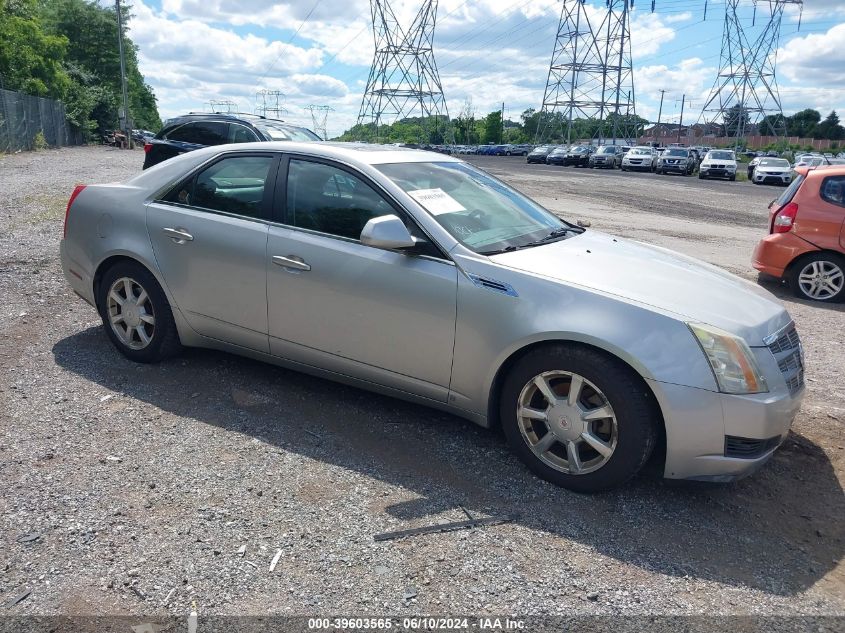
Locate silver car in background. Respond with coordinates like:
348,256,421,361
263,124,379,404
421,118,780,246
61,143,804,492
751,157,793,186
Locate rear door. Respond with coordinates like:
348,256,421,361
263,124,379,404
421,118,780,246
146,152,278,352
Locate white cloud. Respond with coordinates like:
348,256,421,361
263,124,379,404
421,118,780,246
778,23,845,87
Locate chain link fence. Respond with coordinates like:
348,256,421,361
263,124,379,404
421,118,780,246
0,88,83,153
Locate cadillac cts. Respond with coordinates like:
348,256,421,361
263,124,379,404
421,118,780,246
60,143,805,492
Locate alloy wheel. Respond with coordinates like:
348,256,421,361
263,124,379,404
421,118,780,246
798,260,844,301
517,370,618,475
107,276,156,350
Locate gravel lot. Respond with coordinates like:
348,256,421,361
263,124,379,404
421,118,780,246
1,147,843,624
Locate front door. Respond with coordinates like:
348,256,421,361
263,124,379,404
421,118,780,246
266,157,457,401
146,153,278,352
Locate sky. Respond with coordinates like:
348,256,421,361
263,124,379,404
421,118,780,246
122,0,845,138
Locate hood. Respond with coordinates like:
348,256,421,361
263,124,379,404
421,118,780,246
490,231,789,345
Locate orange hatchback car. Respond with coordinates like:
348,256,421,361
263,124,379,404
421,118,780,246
753,165,845,302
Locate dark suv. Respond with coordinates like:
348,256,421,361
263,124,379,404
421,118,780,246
142,113,321,170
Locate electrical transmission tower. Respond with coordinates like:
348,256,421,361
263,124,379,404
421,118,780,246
537,0,637,144
698,0,803,145
357,0,451,143
208,100,238,114
304,105,334,140
255,90,289,119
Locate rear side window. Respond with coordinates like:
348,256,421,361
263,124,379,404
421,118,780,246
166,122,228,145
820,176,845,207
775,174,804,208
230,124,259,143
167,155,274,218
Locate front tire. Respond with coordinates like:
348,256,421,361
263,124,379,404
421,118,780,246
98,261,183,363
788,253,845,302
499,345,657,493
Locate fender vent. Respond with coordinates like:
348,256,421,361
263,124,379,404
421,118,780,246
467,273,518,297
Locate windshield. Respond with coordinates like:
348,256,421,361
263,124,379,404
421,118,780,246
597,146,617,154
630,148,652,155
708,151,734,160
255,123,321,141
664,149,688,157
571,147,589,153
532,146,550,153
550,148,567,154
759,158,789,168
377,161,576,254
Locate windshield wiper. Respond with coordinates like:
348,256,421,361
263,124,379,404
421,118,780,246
479,228,577,255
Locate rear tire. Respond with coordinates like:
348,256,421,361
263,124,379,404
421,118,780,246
788,252,845,303
499,344,658,493
98,261,183,363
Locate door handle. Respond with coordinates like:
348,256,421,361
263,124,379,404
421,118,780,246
272,255,311,272
163,227,193,243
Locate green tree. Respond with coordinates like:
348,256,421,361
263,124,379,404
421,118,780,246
786,108,821,138
0,0,69,97
816,111,844,141
483,110,502,144
722,104,751,137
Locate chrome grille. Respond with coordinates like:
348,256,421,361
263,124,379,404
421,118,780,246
765,323,804,396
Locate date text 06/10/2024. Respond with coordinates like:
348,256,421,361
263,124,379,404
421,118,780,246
307,617,526,630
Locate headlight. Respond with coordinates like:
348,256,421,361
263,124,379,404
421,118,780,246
688,323,769,394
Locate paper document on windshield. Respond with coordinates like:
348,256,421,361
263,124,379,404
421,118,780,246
408,188,466,215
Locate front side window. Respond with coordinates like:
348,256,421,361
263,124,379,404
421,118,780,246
820,176,845,207
178,155,273,218
377,161,577,255
286,160,394,239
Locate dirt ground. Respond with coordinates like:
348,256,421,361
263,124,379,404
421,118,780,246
0,147,843,625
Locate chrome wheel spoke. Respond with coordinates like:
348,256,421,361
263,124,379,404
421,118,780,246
109,290,125,306
581,404,613,421
110,313,125,325
533,375,559,406
135,325,151,346
580,431,613,458
566,441,582,474
135,288,148,307
519,406,547,421
532,432,558,456
139,312,155,325
567,374,584,406
122,278,134,302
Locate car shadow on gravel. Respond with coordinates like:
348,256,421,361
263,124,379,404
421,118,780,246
53,327,844,597
756,274,845,313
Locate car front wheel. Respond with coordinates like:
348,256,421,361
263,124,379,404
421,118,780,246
500,344,657,493
98,261,183,363
789,253,845,302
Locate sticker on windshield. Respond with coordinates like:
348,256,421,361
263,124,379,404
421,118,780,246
408,188,466,215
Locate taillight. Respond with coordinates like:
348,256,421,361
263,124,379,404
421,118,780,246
64,184,86,238
144,142,153,153
772,201,798,234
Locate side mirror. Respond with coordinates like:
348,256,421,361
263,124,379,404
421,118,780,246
360,214,416,250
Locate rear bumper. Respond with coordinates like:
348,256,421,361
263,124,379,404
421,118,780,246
752,232,818,278
60,239,96,307
649,377,803,482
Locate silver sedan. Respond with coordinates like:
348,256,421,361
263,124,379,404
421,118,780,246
60,142,804,492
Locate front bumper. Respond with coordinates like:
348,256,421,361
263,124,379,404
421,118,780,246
753,172,792,185
700,167,735,178
623,162,652,171
649,352,804,482
659,163,688,172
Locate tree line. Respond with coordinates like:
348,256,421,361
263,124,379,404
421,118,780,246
0,0,160,140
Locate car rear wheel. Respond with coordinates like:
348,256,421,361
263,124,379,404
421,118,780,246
500,344,657,493
98,261,183,362
789,253,845,302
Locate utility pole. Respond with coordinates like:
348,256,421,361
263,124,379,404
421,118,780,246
655,89,665,145
677,94,685,144
501,102,505,143
115,0,131,148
